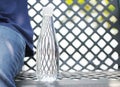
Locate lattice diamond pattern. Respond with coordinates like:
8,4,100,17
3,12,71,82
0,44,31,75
23,0,120,73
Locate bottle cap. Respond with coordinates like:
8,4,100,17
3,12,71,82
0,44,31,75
42,6,54,16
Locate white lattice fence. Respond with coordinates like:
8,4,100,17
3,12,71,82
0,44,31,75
22,0,120,73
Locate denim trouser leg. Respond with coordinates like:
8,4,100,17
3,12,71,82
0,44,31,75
0,26,26,87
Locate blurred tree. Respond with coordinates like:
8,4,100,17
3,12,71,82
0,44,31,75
78,0,85,5
65,0,73,5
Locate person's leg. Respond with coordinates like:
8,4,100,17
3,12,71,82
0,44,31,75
0,25,26,87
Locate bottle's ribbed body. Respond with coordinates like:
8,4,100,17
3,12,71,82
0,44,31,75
36,15,59,82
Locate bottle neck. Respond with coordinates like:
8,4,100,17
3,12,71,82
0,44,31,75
42,15,53,26
43,15,53,19
41,15,54,34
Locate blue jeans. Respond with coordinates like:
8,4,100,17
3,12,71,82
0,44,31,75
0,25,26,87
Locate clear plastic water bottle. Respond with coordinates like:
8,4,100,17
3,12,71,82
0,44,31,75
36,6,59,82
